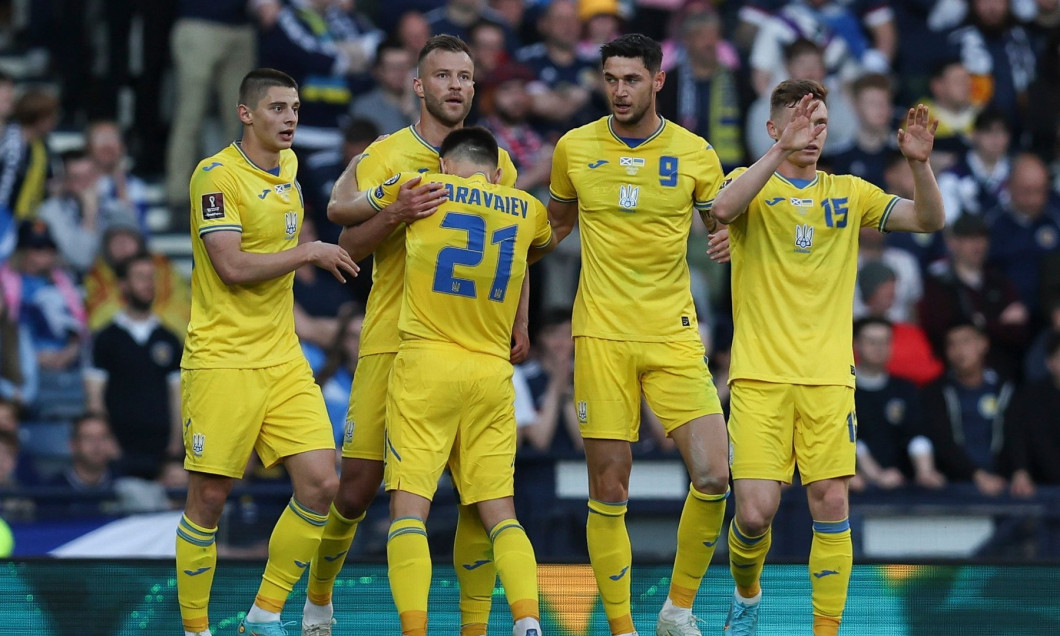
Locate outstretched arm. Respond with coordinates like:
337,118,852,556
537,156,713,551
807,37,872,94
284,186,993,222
881,105,945,233
338,177,449,261
203,231,359,285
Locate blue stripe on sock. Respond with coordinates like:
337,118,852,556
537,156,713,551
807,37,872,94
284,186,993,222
176,527,215,547
288,499,328,526
387,526,428,541
732,521,767,546
812,519,850,534
489,521,523,541
178,517,216,540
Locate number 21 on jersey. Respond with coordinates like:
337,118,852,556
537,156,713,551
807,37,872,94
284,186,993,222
433,212,518,302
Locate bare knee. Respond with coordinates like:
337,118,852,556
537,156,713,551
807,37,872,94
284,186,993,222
298,471,339,513
185,474,234,527
807,478,849,520
689,466,730,496
334,460,384,518
585,440,633,503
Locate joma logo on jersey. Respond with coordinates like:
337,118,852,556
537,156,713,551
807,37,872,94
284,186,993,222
618,184,640,210
795,224,814,253
284,212,298,239
191,433,206,457
620,156,645,175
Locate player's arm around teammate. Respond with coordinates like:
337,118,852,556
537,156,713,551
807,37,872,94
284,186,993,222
335,176,450,261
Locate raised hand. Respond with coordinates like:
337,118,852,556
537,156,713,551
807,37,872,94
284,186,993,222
896,104,938,163
777,93,825,154
384,176,449,224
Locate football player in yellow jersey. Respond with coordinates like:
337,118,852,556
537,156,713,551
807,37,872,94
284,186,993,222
547,34,731,636
300,35,528,636
711,80,944,636
340,126,553,636
175,69,360,636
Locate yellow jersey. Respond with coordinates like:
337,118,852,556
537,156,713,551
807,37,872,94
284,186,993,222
727,169,900,387
368,171,551,359
549,116,722,342
355,125,519,356
182,142,305,369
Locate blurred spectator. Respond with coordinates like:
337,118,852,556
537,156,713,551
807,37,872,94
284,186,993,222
987,153,1060,321
855,227,923,323
491,0,530,41
745,38,857,161
1023,301,1060,382
0,221,86,421
857,261,944,386
747,0,896,97
85,121,151,236
656,8,748,172
0,73,14,127
1026,29,1060,161
85,252,183,480
852,317,946,491
470,19,511,80
921,213,1030,376
921,321,1014,496
1004,330,1060,496
395,11,432,62
0,429,19,488
0,88,60,227
936,108,1012,223
260,0,384,152
301,118,380,248
349,39,417,135
891,0,975,104
315,303,364,446
577,0,625,57
83,221,192,339
882,150,948,272
479,63,554,192
515,0,602,138
38,150,138,275
164,0,279,213
918,58,978,157
518,309,581,453
295,218,355,370
828,73,897,187
47,413,118,493
425,0,514,46
0,288,37,410
948,0,1036,134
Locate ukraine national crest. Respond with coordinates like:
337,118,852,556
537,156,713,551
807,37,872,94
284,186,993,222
284,211,298,240
794,223,814,252
618,184,640,210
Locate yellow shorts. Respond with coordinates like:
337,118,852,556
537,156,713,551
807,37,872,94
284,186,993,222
384,343,516,505
728,379,856,484
573,336,723,441
181,357,335,478
341,352,396,461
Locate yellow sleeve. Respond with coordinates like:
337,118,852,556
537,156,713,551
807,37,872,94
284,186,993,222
498,148,519,187
548,134,577,203
190,162,241,237
692,144,725,213
530,198,553,247
854,177,902,232
355,140,393,191
366,172,417,210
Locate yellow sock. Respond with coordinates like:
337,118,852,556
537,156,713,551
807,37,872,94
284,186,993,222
489,519,539,622
307,503,364,606
728,519,771,599
586,499,634,635
387,516,431,636
809,519,852,636
668,484,729,608
176,515,217,633
255,498,328,613
454,504,495,635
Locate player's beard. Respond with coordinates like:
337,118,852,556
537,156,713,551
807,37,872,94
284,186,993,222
423,91,471,128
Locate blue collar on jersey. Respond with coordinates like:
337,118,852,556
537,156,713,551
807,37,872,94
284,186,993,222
233,141,284,176
607,115,666,148
773,171,820,189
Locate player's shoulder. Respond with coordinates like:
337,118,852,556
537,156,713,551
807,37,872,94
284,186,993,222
193,144,239,175
361,126,416,159
663,119,712,150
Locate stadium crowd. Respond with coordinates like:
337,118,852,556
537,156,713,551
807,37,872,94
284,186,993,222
0,0,1058,562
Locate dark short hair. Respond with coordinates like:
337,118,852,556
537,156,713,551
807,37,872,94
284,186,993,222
973,107,1009,133
374,38,405,66
930,57,965,81
238,68,298,108
852,73,892,97
417,34,472,74
343,118,380,145
783,38,822,64
946,319,987,339
770,79,828,119
601,33,663,74
439,126,499,170
853,316,893,339
72,412,109,440
14,87,59,127
59,148,90,165
114,250,153,281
